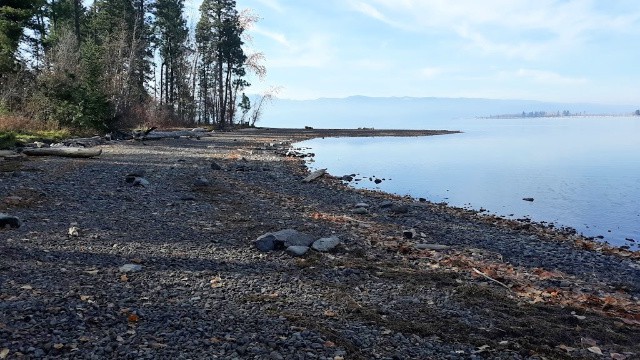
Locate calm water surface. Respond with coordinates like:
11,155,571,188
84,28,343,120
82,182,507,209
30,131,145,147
297,117,640,249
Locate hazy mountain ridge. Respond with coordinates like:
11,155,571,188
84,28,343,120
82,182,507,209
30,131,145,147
258,96,638,129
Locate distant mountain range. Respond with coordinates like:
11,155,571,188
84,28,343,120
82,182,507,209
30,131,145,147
257,96,638,129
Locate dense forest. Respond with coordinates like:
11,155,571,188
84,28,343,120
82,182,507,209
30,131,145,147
0,0,269,133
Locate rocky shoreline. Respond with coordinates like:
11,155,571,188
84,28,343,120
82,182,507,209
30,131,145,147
1,128,639,359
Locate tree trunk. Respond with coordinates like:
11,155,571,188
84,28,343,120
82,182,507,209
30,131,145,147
73,0,81,43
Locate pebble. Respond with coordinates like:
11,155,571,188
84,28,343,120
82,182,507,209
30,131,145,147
286,246,310,257
311,237,341,252
119,264,143,272
194,177,210,187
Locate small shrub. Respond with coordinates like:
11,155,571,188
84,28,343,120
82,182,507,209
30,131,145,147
0,132,17,149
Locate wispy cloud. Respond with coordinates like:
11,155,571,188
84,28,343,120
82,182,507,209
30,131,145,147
351,59,390,71
349,0,640,59
420,67,447,79
254,0,285,13
347,0,410,30
514,69,588,85
268,34,334,68
252,25,291,48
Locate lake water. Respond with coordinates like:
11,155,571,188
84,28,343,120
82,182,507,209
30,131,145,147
297,117,640,250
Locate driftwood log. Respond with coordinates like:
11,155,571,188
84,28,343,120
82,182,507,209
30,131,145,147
302,169,327,183
134,128,214,141
22,147,103,158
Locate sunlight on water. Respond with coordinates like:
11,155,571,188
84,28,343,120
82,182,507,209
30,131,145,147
297,117,640,249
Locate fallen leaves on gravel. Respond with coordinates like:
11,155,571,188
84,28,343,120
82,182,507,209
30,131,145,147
557,344,576,353
323,309,337,317
403,247,640,325
210,275,223,288
611,353,627,360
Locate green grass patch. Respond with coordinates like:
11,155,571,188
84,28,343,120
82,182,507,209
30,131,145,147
15,129,71,143
0,129,71,149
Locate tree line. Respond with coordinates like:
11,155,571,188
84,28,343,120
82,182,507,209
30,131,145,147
0,0,270,132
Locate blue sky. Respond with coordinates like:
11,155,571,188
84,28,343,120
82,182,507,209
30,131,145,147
187,0,640,104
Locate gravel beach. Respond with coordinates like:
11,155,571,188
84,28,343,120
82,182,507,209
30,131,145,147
1,128,639,359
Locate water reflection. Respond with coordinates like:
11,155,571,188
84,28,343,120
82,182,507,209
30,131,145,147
298,117,640,249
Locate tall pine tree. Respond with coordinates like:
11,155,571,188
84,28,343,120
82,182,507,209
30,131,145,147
0,0,41,73
154,0,189,118
196,0,246,128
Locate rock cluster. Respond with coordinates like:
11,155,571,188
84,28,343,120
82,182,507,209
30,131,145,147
254,229,341,256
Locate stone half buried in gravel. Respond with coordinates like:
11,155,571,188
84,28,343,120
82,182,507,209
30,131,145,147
389,204,410,214
352,207,368,215
193,177,210,187
126,176,150,187
272,229,316,247
285,246,310,257
0,213,21,229
311,236,341,252
403,228,417,239
415,243,451,251
119,264,143,272
210,161,223,170
380,200,394,208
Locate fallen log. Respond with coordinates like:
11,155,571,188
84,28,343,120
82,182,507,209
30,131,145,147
63,136,106,147
135,129,214,141
302,169,327,183
22,147,103,158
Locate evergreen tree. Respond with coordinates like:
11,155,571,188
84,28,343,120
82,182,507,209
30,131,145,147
196,0,246,128
0,0,41,72
154,0,189,118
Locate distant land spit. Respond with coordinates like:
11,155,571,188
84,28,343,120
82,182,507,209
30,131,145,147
255,95,639,129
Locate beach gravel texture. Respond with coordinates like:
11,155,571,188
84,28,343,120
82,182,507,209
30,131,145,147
1,128,639,359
